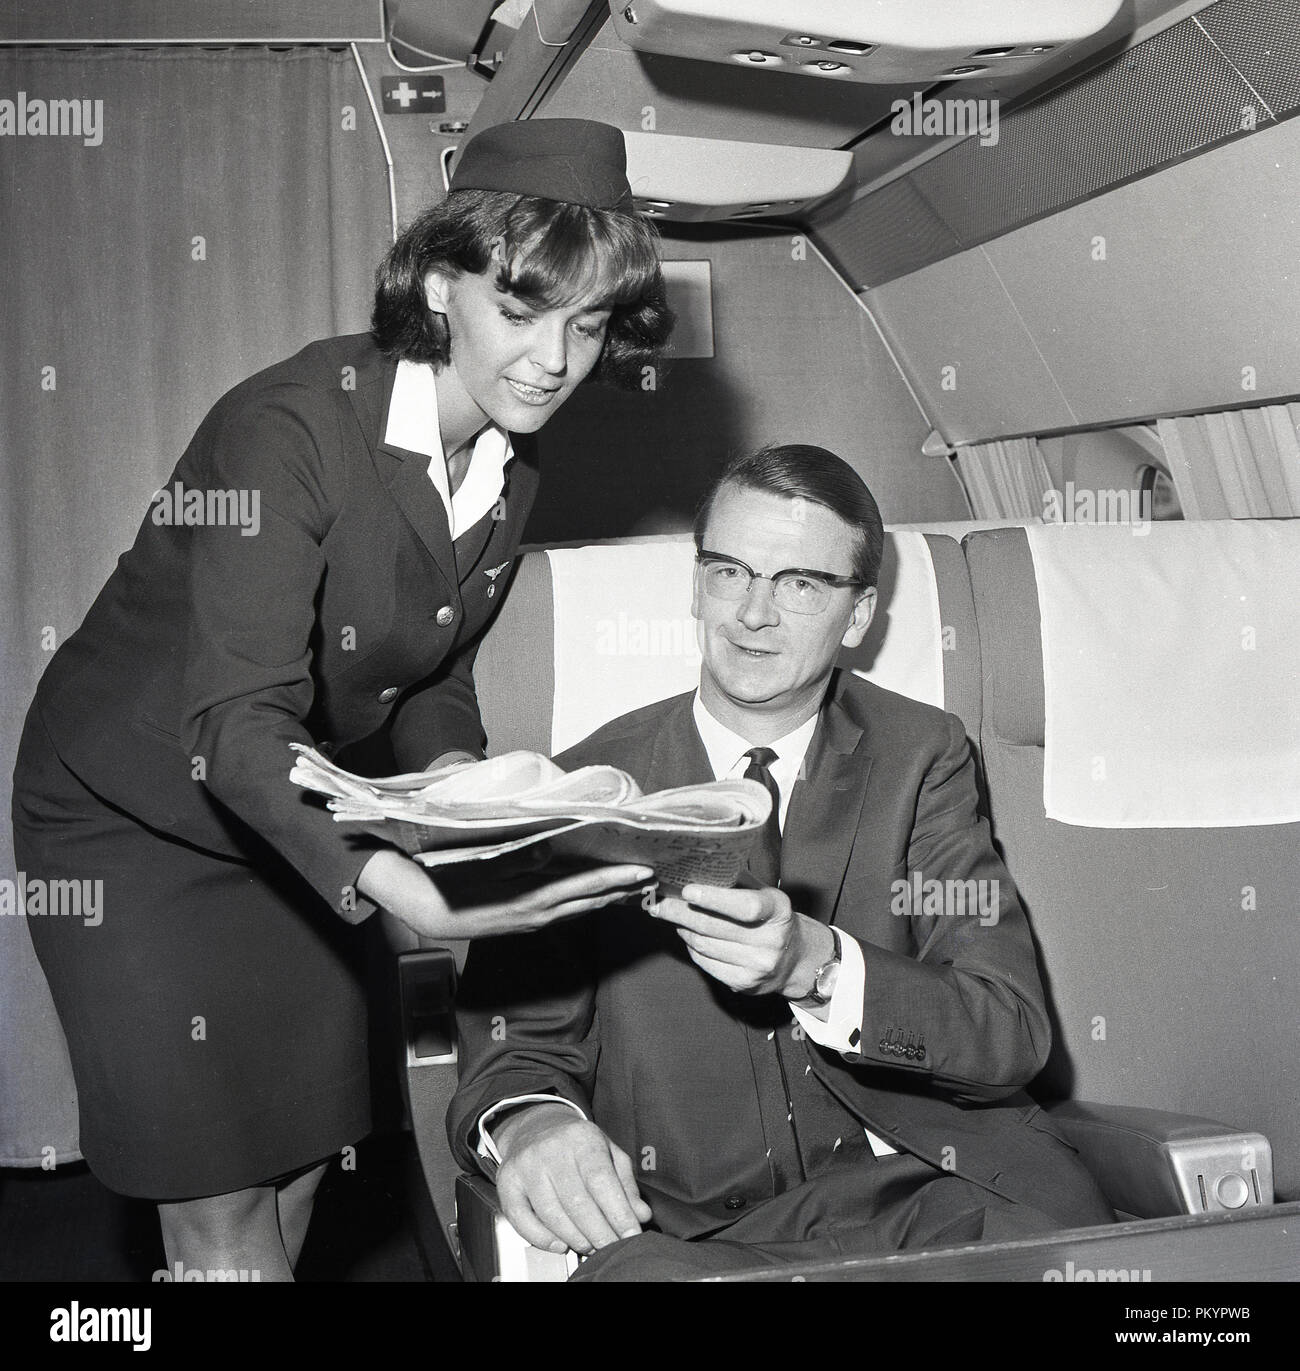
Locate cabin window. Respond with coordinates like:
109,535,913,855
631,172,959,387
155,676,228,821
1034,426,1181,525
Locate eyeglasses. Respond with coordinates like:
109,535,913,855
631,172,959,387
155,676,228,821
695,551,864,615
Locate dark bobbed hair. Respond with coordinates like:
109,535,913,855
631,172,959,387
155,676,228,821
693,444,885,589
371,189,673,389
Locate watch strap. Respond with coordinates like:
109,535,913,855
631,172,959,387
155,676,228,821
798,925,842,1006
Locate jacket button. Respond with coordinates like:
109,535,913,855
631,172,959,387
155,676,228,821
378,686,399,704
724,1195,746,1210
436,605,455,626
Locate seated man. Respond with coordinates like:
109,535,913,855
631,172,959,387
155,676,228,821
448,443,1112,1280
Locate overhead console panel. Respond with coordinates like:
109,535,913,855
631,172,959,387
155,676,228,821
607,0,1125,83
623,131,852,221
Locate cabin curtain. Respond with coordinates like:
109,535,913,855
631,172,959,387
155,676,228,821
952,437,1054,520
1156,406,1300,519
0,46,390,1165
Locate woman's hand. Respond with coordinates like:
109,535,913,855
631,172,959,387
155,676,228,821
356,847,653,941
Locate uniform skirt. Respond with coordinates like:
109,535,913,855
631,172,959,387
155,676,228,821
12,709,373,1201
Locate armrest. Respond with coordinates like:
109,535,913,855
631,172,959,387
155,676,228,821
397,947,579,1280
455,1172,579,1283
398,949,462,1261
1043,1100,1272,1219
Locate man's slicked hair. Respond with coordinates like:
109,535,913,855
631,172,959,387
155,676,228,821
692,444,885,588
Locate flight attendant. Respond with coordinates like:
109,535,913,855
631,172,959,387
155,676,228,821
11,119,673,1278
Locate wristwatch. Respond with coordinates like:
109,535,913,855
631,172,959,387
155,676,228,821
795,926,841,1007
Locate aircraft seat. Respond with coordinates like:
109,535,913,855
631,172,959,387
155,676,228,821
964,521,1300,1213
402,523,1300,1279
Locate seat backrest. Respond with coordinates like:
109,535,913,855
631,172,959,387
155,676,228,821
475,529,983,755
965,521,1300,1201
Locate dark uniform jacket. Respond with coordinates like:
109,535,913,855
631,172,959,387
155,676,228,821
32,332,538,921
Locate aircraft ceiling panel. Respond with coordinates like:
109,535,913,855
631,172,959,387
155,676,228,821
540,16,902,147
1196,0,1300,116
811,0,1297,290
814,176,960,289
836,0,1218,197
867,251,1078,445
532,2,1220,218
978,118,1300,429
910,20,1265,251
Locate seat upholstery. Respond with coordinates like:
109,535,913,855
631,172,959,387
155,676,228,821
475,529,983,755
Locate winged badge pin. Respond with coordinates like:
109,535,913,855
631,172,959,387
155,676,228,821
484,562,510,597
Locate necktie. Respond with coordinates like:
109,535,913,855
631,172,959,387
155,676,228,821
739,746,802,1189
737,746,872,1194
743,747,782,889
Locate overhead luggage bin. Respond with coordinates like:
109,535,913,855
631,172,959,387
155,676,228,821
608,0,1125,83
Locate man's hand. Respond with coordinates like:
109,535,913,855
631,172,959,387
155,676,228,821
492,1103,653,1255
650,882,835,1004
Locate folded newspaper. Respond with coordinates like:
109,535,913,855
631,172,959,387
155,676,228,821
289,745,772,889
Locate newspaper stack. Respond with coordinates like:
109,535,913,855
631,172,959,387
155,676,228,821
289,745,772,889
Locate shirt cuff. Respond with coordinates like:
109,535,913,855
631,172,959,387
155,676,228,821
475,1094,588,1176
790,928,866,1053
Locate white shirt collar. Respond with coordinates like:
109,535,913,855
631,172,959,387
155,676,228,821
691,693,820,830
384,358,514,540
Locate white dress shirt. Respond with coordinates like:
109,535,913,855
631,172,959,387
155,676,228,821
384,358,513,537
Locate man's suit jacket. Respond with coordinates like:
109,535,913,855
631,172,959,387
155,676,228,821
450,672,1104,1236
31,333,538,920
